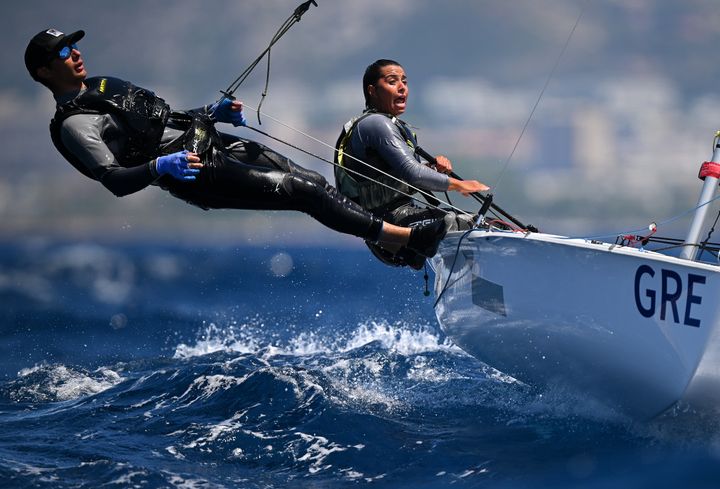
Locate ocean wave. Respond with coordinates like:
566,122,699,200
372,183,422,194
3,336,717,488
1,363,123,403
168,318,641,424
173,319,464,360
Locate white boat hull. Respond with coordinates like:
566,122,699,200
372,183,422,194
431,230,720,418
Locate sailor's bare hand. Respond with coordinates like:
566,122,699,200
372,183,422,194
434,155,453,174
448,178,490,196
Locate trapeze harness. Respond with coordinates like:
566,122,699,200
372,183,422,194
334,110,419,214
335,111,446,269
50,76,172,180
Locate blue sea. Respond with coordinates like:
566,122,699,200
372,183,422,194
1,239,720,488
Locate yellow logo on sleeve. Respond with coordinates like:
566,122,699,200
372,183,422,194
99,78,107,94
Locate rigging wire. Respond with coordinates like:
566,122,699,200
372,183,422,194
432,0,595,307
491,0,588,195
216,2,543,229
220,1,318,124
242,104,479,219
433,227,490,308
213,2,720,302
589,133,720,256
563,193,720,242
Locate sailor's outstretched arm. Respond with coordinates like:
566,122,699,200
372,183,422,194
357,114,449,191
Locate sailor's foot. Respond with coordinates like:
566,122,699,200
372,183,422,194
407,219,449,258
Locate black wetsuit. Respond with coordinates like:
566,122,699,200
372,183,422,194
52,77,384,241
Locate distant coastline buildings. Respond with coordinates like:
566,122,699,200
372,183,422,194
410,74,716,218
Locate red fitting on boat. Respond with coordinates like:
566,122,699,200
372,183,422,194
698,161,720,181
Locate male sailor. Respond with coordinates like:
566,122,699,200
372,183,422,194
25,29,447,255
335,59,490,269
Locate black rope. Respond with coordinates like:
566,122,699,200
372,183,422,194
245,126,463,218
245,125,533,232
220,0,318,123
255,46,272,125
433,228,476,308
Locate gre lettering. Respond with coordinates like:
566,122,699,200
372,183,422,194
633,265,705,327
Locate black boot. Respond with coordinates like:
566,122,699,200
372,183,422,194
406,219,449,258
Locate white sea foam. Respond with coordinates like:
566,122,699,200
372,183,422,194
165,445,185,460
12,364,123,402
407,354,469,383
182,412,245,450
331,384,403,412
295,432,350,474
173,318,462,360
170,319,470,415
340,321,460,356
164,473,224,489
173,317,618,423
173,322,261,359
173,374,248,408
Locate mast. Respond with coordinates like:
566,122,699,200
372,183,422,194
681,134,720,261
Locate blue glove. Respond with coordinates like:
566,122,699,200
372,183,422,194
156,150,200,181
209,97,247,127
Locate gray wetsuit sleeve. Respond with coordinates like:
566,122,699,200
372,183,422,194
60,113,159,197
354,114,449,192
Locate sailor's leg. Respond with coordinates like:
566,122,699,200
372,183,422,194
277,173,385,240
166,152,445,253
279,179,443,253
371,203,450,269
223,136,327,187
177,151,382,240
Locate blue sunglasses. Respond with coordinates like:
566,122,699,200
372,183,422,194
58,43,78,60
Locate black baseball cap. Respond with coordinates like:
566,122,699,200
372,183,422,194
25,28,85,81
